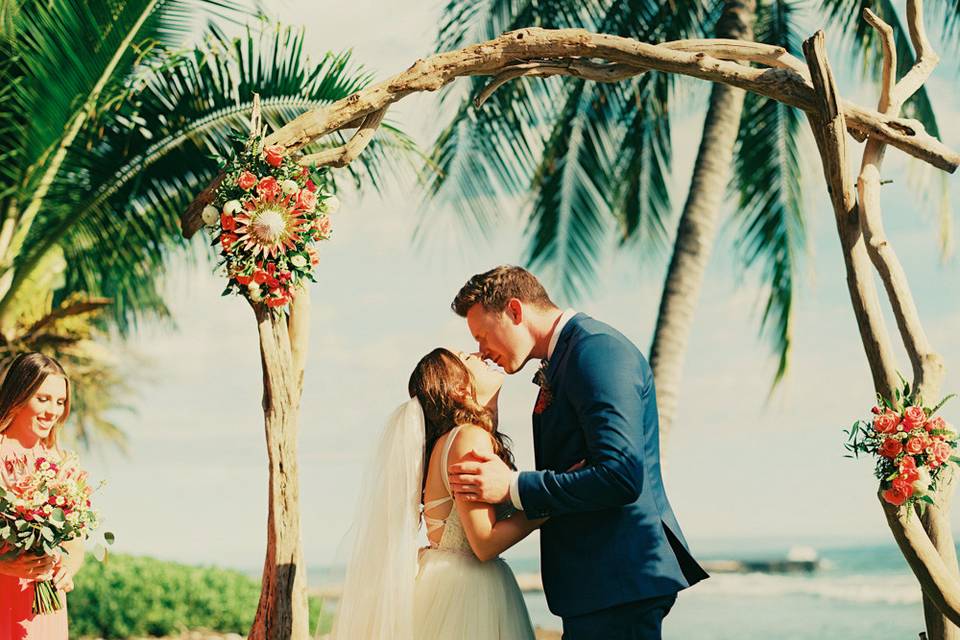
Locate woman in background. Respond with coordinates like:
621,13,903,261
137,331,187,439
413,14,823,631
0,353,85,640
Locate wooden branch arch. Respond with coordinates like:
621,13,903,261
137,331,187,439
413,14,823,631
180,4,960,638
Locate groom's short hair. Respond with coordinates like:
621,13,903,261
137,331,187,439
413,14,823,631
452,265,556,317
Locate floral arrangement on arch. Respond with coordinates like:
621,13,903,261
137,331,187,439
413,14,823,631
845,380,958,510
201,134,340,310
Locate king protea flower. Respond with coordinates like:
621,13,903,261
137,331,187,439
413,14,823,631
234,192,310,258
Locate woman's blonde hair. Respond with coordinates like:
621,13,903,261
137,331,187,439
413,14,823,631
0,352,71,449
408,348,514,487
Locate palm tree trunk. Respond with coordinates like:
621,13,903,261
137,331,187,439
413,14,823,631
649,0,756,445
250,299,310,640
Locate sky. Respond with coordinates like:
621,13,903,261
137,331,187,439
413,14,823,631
76,0,960,571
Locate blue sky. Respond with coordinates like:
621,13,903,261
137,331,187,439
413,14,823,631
79,1,960,570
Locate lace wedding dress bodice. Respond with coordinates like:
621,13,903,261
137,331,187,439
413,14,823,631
414,425,534,639
423,425,474,555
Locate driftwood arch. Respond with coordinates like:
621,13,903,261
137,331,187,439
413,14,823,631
181,3,960,638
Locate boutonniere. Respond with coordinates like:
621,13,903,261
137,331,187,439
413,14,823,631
533,360,552,415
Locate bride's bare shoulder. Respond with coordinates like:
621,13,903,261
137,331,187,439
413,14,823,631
448,424,495,458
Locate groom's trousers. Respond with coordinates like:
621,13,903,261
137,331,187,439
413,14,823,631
561,593,677,640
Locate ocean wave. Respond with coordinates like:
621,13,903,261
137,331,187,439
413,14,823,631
691,572,921,605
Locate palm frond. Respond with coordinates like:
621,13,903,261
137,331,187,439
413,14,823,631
524,79,616,301
6,25,420,331
729,0,808,386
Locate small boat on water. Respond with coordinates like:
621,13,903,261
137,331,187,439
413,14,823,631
702,545,822,574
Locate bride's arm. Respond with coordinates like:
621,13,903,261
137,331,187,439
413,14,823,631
450,426,546,562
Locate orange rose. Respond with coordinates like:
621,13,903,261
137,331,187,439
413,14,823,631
237,171,257,190
264,144,285,168
878,438,903,458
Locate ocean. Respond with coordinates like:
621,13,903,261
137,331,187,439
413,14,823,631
309,540,935,638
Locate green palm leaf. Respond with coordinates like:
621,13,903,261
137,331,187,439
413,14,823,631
730,0,807,386
6,25,418,331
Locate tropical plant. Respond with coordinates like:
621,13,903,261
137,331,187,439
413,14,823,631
0,0,417,447
424,0,947,440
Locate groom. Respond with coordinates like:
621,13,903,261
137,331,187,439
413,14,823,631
448,265,708,639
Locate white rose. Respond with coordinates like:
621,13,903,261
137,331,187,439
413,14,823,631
324,195,340,214
247,282,262,301
290,255,307,268
201,205,219,226
913,467,932,495
282,179,299,195
223,199,243,215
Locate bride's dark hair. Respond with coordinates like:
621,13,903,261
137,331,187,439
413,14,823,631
408,348,515,486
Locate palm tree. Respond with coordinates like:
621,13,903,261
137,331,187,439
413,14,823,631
0,1,417,447
425,0,946,442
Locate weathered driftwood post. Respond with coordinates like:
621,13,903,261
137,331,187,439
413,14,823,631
181,12,959,639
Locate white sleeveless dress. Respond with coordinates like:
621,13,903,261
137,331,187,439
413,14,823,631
414,426,536,639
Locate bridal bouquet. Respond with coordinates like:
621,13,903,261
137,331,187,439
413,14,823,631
201,133,340,311
0,452,113,614
845,381,959,510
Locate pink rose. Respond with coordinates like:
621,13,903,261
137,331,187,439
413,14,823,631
264,144,285,168
903,405,927,430
934,440,953,463
927,416,946,433
905,437,926,455
873,409,900,435
297,189,318,211
315,216,332,239
257,176,280,199
899,455,916,470
237,171,257,190
882,485,909,506
879,438,903,459
306,246,319,267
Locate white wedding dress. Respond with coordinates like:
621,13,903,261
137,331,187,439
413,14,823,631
414,426,536,639
329,400,535,640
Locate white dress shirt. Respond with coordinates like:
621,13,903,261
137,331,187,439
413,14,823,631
508,308,577,510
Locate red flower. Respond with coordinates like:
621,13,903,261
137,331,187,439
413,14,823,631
305,179,317,193
903,405,927,431
220,214,236,231
878,438,903,458
899,467,920,484
220,232,239,251
899,455,917,470
882,485,909,506
257,176,281,199
905,437,926,455
253,269,268,284
264,144,285,168
873,410,900,435
235,274,252,286
265,296,288,308
237,171,257,190
891,477,915,498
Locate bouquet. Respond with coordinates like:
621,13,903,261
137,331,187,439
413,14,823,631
845,380,958,510
201,133,339,310
0,451,113,614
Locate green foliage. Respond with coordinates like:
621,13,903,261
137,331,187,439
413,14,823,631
68,553,330,639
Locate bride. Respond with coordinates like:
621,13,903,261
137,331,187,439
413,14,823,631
330,347,543,639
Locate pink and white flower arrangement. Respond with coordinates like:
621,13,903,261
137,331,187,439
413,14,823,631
0,451,113,614
845,382,958,510
203,134,340,310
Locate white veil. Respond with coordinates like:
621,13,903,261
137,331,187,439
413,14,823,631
328,398,425,640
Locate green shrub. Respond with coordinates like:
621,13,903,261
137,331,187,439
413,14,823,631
68,554,330,639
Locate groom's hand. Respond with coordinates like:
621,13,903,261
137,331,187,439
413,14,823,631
448,450,512,504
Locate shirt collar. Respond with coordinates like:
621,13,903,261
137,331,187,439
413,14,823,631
547,308,577,361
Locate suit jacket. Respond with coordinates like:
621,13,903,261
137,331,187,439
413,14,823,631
517,313,708,618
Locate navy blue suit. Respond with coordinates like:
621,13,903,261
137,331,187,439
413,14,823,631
517,314,708,638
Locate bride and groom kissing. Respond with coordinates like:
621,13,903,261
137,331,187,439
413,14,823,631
331,266,707,640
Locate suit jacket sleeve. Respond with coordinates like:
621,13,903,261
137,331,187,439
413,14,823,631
517,333,645,518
